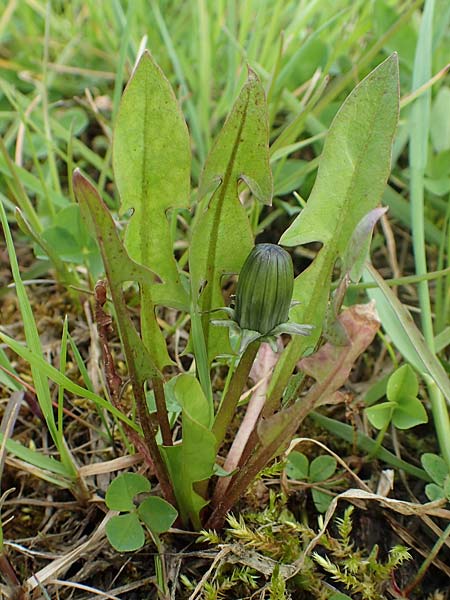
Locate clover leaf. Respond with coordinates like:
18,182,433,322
105,473,178,552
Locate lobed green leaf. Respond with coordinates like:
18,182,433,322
280,53,399,255
113,50,191,311
189,69,272,362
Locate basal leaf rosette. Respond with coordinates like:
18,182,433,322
213,243,313,352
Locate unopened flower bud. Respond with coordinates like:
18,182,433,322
235,243,294,335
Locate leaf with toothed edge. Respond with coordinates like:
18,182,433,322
73,169,170,375
113,50,190,369
265,55,400,416
113,50,191,312
189,68,273,363
280,54,399,254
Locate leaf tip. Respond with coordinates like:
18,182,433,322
72,167,84,189
246,65,259,83
72,169,101,207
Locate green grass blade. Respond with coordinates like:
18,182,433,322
150,0,206,164
0,433,72,485
1,201,59,445
365,264,450,409
0,138,42,233
0,331,140,433
409,0,435,345
310,412,429,482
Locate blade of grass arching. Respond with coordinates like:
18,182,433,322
365,264,450,467
67,334,93,392
0,330,140,433
196,0,212,150
409,0,450,469
0,138,42,232
150,0,206,165
15,209,79,289
0,78,110,177
112,1,135,121
58,318,69,441
364,264,450,395
410,0,434,343
67,332,115,446
0,203,64,454
271,0,422,153
41,1,61,197
309,412,430,482
0,204,76,476
0,348,21,392
0,433,73,485
270,132,327,163
58,322,91,499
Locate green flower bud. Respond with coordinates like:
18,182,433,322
235,243,294,335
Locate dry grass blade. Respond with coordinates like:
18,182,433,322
48,579,124,600
0,391,23,481
24,513,113,593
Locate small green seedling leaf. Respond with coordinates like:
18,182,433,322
387,364,418,403
286,451,309,480
38,204,102,275
424,483,446,502
311,489,333,513
138,496,178,535
286,453,336,513
105,473,151,512
391,397,428,429
106,513,144,552
309,456,337,483
366,365,428,430
365,402,396,430
421,453,449,487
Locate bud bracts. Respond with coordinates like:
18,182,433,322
235,243,294,335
